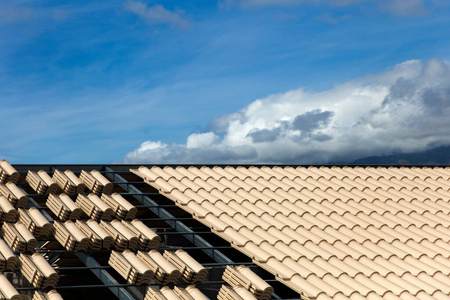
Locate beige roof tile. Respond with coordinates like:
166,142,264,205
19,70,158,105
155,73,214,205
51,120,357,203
247,213,274,230
306,275,342,298
271,241,303,261
240,241,273,263
151,166,176,180
330,240,364,260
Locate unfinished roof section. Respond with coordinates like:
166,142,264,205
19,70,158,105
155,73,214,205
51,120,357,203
133,165,450,300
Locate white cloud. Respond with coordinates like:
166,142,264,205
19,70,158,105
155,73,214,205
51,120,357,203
123,1,190,29
121,58,450,164
186,132,220,149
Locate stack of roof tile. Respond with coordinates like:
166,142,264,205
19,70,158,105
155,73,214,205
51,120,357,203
163,249,208,284
64,170,86,194
122,219,160,250
2,222,37,253
32,290,64,300
223,265,273,300
108,250,154,285
18,207,53,237
0,238,19,271
173,286,194,300
0,182,28,208
141,250,181,285
53,221,90,252
160,286,180,299
122,250,155,284
19,253,59,289
144,287,166,300
26,171,60,195
0,195,18,222
76,219,114,250
0,160,19,184
99,220,138,251
76,193,114,221
178,286,209,300
52,170,77,195
80,170,113,194
101,193,137,220
46,193,83,221
144,284,210,300
218,285,257,300
86,219,114,249
0,273,22,300
135,165,450,300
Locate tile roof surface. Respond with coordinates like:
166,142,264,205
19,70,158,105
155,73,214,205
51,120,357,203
133,166,450,300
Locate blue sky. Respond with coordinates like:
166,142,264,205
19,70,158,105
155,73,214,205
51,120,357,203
1,0,450,164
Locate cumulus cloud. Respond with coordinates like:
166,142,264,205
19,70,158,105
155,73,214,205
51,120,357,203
123,1,190,29
186,132,220,149
121,58,450,164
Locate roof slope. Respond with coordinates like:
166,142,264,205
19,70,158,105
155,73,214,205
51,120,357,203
133,166,450,300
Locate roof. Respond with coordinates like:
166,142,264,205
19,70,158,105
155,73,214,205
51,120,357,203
133,165,450,300
0,162,449,299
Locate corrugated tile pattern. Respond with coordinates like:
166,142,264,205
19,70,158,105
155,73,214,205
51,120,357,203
134,166,450,300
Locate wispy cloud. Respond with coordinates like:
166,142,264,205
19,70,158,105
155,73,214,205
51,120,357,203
222,0,436,17
121,58,450,164
123,1,190,29
0,6,36,23
221,0,368,8
380,0,428,16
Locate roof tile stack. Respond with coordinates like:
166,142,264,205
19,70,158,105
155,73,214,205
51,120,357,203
0,238,19,271
52,170,78,195
76,194,114,221
135,165,450,300
182,286,210,300
99,220,138,251
218,285,257,300
0,160,19,184
32,290,64,300
53,221,90,252
26,170,60,195
80,170,113,194
65,170,86,194
163,249,208,284
86,219,115,249
223,265,273,300
144,286,209,300
173,286,195,300
109,250,154,285
18,208,53,237
144,250,181,285
0,182,28,208
76,220,114,250
160,286,180,299
122,219,160,250
101,193,137,220
46,194,83,221
0,273,22,300
19,253,59,289
0,195,18,222
144,287,166,300
2,222,37,253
